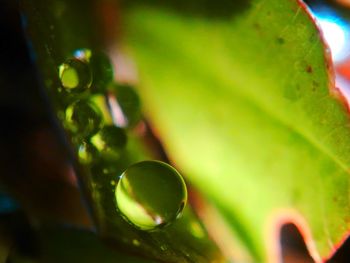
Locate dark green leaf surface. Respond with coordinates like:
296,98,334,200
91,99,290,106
122,0,350,261
10,226,153,263
20,0,223,262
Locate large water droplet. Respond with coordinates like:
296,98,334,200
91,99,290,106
65,100,103,138
109,83,141,128
115,160,187,231
91,125,127,159
59,58,92,92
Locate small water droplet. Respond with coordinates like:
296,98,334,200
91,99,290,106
132,239,140,246
91,125,127,159
90,157,125,179
109,83,141,128
59,58,92,93
72,49,114,92
90,52,114,93
65,100,103,138
115,160,187,231
78,141,97,164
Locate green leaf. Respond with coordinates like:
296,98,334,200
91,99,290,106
122,0,350,261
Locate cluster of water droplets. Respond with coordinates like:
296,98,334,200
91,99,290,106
58,49,140,156
57,49,187,231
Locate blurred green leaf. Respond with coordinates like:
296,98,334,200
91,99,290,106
122,0,350,261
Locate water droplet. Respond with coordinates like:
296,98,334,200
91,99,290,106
132,239,140,246
90,52,114,93
90,156,125,183
65,100,103,138
115,160,187,231
91,125,127,159
59,58,92,92
78,141,97,164
72,49,114,92
109,83,141,128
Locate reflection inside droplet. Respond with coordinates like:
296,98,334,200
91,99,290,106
91,125,127,159
74,48,92,62
107,93,127,127
59,58,92,92
78,141,97,164
132,239,140,246
115,160,187,231
65,100,103,138
108,83,141,128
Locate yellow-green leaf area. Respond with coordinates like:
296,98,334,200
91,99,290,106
123,0,350,261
